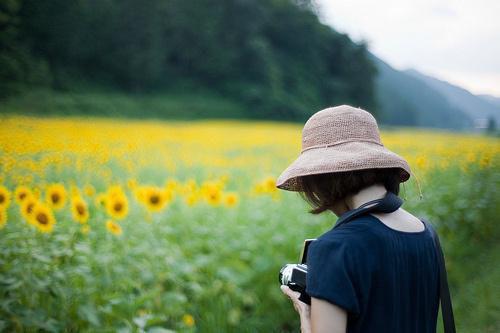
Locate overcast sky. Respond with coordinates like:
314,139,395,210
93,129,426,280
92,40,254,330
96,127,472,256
315,0,500,96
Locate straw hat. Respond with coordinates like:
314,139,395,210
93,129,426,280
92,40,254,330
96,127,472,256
276,105,412,191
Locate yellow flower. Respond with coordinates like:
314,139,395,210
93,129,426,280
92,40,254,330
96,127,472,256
106,219,122,236
20,196,38,224
181,179,198,196
107,184,126,199
94,193,107,207
71,196,89,223
0,185,11,210
127,178,137,190
105,193,129,220
263,177,277,193
81,224,90,234
14,185,32,204
184,192,198,206
46,183,67,210
223,192,239,207
479,154,491,169
69,184,80,197
164,179,179,191
84,184,95,197
182,314,195,328
0,209,7,229
201,182,222,206
32,203,56,233
253,177,278,195
416,156,427,169
144,186,170,212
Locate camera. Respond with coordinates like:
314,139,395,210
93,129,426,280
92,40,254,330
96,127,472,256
279,239,315,305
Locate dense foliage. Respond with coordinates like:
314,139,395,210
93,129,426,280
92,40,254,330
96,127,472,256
0,0,376,121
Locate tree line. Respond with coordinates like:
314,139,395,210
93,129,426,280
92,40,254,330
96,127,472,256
0,0,377,121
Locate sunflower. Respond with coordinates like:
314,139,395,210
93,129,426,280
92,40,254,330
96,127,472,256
144,186,169,212
106,219,122,236
164,179,179,192
32,204,56,233
94,193,107,207
181,179,198,196
182,314,195,328
263,176,277,193
105,193,129,220
14,186,32,204
45,183,67,210
71,196,89,223
0,185,11,210
184,192,198,206
107,185,126,199
223,192,239,207
21,196,38,224
0,209,7,229
201,183,222,206
127,178,137,190
83,184,95,197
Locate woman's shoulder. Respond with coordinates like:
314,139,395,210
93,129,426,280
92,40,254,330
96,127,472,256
312,215,386,258
316,215,377,243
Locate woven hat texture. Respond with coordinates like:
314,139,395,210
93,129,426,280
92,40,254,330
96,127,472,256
276,105,412,191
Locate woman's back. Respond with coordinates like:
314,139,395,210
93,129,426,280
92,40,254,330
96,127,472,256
306,213,440,333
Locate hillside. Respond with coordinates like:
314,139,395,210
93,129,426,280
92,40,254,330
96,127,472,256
406,70,500,127
372,56,473,130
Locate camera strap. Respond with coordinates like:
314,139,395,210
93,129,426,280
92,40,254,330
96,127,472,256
333,191,402,229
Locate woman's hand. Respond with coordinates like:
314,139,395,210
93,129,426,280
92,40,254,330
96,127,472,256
281,285,311,333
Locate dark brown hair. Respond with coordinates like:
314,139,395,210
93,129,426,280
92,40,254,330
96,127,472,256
297,168,402,215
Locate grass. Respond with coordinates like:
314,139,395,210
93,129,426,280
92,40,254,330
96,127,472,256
0,89,250,121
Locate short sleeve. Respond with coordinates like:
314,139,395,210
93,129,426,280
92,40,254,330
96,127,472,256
306,237,365,316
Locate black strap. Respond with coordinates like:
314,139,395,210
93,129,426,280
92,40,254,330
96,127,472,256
333,191,403,229
420,218,456,333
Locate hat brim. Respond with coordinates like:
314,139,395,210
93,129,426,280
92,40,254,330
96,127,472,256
276,141,412,192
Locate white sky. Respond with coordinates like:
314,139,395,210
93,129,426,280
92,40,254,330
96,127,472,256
314,0,500,96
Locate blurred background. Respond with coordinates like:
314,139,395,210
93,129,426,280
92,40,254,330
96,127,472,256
0,0,499,332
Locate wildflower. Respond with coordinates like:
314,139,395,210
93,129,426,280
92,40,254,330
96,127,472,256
21,196,38,224
14,186,32,204
0,185,11,210
263,177,277,193
84,184,95,197
182,314,195,328
127,178,137,190
223,192,239,207
71,196,89,223
416,156,427,169
479,154,491,169
46,183,67,210
106,193,129,220
164,179,179,191
185,193,198,206
144,187,170,212
32,204,56,233
94,193,107,207
201,182,222,205
106,219,122,236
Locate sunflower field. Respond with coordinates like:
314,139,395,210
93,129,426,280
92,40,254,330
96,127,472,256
0,114,499,332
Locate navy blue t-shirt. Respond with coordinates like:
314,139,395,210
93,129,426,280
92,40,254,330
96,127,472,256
306,213,439,332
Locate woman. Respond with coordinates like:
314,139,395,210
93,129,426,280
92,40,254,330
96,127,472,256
275,105,440,333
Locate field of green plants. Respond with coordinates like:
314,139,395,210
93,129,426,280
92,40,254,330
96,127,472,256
0,115,499,332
